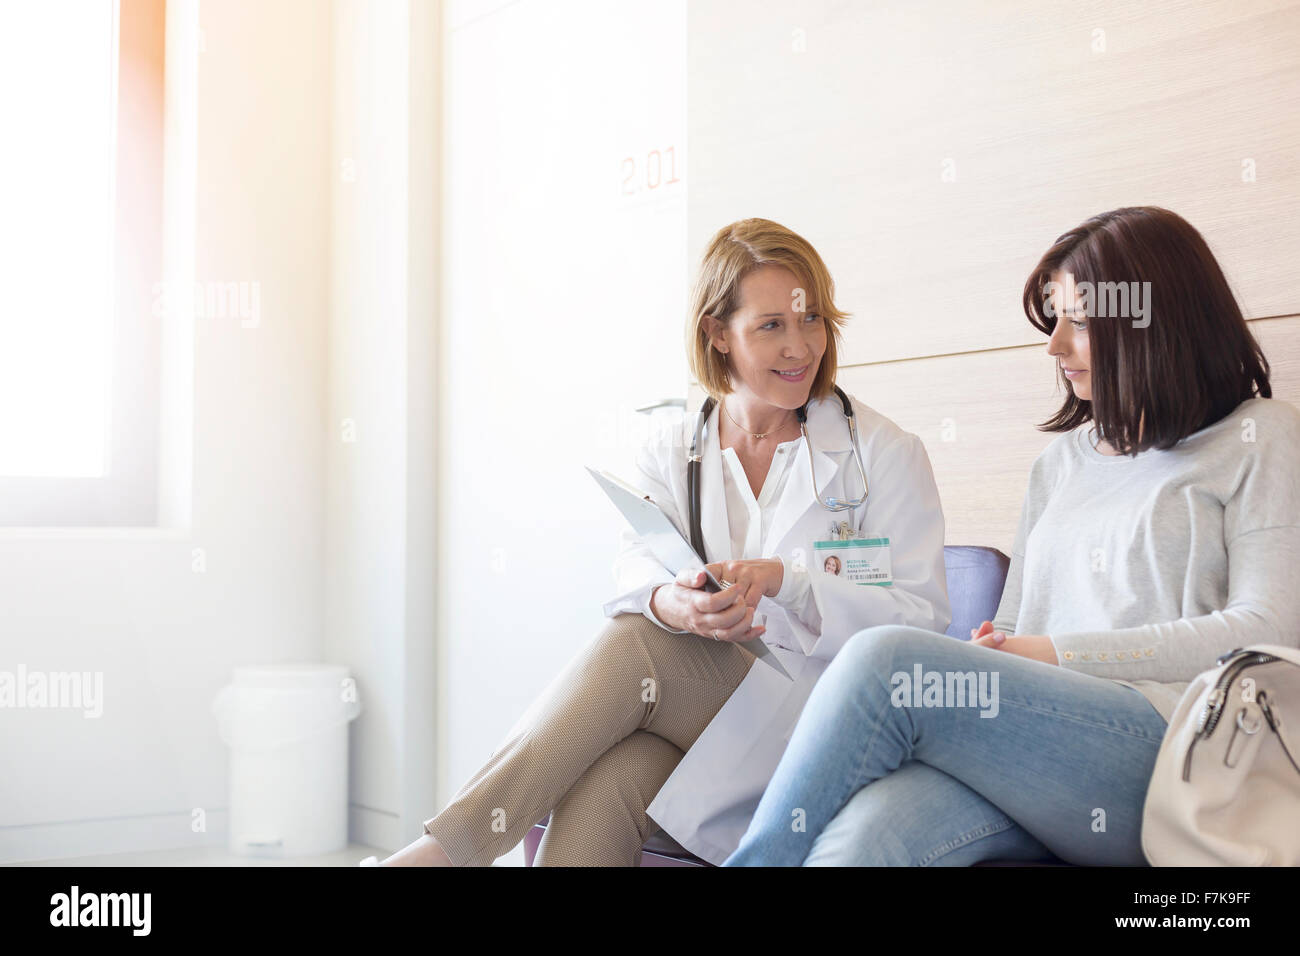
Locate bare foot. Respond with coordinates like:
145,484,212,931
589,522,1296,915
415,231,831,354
379,833,454,867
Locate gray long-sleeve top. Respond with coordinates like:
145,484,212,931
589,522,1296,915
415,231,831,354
992,396,1300,723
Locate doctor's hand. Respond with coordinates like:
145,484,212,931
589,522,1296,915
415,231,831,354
650,568,767,643
969,620,1058,664
704,558,784,609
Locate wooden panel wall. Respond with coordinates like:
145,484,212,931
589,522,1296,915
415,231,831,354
846,315,1300,550
689,316,1299,550
686,0,1300,547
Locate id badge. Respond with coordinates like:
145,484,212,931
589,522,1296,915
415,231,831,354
813,534,893,586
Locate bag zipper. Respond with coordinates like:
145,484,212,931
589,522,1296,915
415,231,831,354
1182,650,1281,782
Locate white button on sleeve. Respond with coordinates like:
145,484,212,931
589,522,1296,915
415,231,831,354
772,552,808,606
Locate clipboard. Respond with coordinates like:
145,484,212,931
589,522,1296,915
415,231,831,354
587,465,792,680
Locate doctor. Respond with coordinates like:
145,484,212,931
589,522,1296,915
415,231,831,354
371,217,948,867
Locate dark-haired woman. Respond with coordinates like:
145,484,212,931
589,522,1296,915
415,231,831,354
724,206,1300,866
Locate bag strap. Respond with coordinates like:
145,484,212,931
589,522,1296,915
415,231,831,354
1259,689,1300,778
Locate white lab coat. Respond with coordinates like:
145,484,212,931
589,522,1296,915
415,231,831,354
601,390,950,864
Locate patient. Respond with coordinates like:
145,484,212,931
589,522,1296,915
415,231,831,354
725,205,1300,866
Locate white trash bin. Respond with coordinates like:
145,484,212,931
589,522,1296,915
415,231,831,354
212,663,361,858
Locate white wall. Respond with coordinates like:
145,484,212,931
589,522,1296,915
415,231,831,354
1,0,331,861
437,0,687,864
327,0,439,854
685,0,1300,550
1,0,689,866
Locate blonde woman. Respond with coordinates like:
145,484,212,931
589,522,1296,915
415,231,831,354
371,218,950,866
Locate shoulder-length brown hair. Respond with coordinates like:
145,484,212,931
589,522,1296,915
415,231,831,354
1023,206,1270,455
687,218,849,402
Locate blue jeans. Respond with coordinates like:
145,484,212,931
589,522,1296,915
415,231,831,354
724,625,1170,866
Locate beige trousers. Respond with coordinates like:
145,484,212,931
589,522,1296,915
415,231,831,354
423,612,756,866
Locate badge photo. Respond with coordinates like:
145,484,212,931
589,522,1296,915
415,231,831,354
813,536,893,586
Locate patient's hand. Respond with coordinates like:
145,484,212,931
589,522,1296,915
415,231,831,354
970,621,1057,664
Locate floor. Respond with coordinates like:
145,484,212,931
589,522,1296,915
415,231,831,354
11,841,526,866
10,842,388,867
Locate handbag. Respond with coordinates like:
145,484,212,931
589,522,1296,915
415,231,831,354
1141,645,1300,865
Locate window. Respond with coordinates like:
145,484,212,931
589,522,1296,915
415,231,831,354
0,0,164,525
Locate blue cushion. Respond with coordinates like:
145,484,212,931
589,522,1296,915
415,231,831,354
942,545,1010,640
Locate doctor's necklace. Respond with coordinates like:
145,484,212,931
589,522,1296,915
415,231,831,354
721,399,794,440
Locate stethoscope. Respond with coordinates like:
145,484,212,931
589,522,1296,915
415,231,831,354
686,383,869,563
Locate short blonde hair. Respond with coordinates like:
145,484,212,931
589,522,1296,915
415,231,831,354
686,218,849,402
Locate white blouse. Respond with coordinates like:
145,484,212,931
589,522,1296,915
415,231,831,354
720,438,801,559
642,436,819,634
